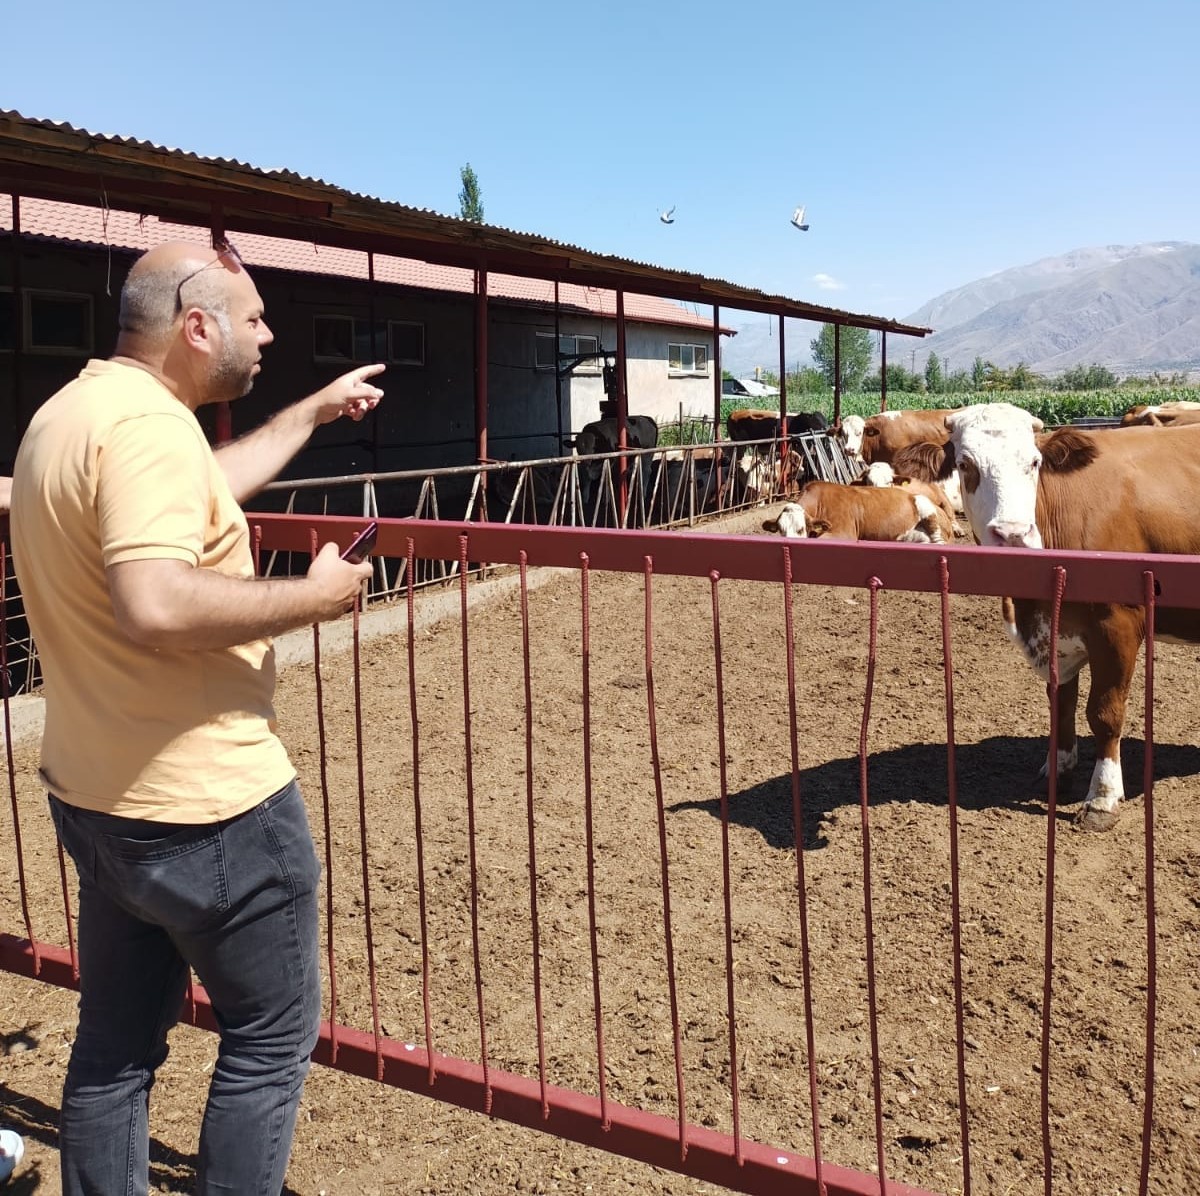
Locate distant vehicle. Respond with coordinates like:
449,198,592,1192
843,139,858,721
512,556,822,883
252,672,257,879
722,377,780,400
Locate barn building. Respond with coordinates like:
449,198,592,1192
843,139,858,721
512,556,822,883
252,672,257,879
0,108,929,501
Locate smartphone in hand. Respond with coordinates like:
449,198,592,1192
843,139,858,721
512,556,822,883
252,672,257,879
341,521,378,564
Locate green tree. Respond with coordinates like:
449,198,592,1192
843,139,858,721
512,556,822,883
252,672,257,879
810,324,872,393
1055,363,1118,391
1009,362,1039,391
971,356,987,388
458,163,484,223
924,351,944,394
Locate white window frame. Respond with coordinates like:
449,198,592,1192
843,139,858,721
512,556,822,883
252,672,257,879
0,288,94,355
535,331,601,373
668,342,709,377
313,314,426,365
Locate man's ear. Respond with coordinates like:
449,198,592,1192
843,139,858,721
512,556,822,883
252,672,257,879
181,307,215,354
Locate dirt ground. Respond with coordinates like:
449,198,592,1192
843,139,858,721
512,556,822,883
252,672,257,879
2,513,1199,1195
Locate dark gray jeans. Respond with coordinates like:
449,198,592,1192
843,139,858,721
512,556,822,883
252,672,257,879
49,779,321,1196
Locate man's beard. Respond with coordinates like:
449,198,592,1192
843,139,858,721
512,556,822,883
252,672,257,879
208,314,256,401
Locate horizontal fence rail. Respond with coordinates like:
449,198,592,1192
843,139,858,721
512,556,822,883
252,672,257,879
3,513,1193,1195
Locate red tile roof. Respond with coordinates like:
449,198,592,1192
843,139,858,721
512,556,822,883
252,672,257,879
2,195,727,334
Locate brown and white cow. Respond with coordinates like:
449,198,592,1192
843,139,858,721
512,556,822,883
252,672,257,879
937,402,1200,830
851,460,960,536
839,407,965,465
888,440,965,515
740,448,805,504
1119,401,1200,428
761,481,948,543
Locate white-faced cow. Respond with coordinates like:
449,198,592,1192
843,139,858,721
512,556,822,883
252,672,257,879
839,407,966,466
761,481,949,543
937,402,1200,831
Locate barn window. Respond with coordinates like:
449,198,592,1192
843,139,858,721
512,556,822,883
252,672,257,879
388,320,424,365
314,315,426,365
0,290,93,354
668,343,708,376
535,332,601,373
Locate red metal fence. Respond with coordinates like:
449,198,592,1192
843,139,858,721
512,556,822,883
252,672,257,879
3,515,1197,1195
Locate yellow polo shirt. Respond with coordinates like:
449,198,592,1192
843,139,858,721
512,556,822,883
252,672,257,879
11,359,294,822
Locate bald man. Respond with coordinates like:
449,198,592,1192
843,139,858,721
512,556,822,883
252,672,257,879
11,240,385,1195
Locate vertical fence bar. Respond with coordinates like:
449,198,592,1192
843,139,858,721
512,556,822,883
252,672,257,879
643,556,689,1161
1040,566,1068,1194
938,556,973,1195
579,553,610,1129
1138,571,1158,1196
859,576,888,1190
709,571,743,1164
311,528,341,1064
350,590,385,1082
781,546,826,1187
406,539,437,1084
519,551,550,1118
458,534,492,1111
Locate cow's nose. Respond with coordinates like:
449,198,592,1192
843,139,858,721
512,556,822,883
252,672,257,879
987,520,1037,547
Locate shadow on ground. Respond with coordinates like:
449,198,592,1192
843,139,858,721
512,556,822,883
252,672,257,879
668,735,1200,851
0,1081,304,1195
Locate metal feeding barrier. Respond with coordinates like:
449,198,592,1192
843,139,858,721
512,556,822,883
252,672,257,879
252,432,856,603
4,514,1190,1195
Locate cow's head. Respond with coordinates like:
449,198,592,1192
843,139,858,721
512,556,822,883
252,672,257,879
838,415,866,460
853,461,895,487
943,404,1046,547
762,503,808,538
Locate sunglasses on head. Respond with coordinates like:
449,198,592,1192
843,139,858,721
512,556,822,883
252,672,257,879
175,236,244,312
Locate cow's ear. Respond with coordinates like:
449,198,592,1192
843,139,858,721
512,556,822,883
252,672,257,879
893,474,913,487
864,427,880,439
935,441,956,480
808,519,831,538
762,519,779,533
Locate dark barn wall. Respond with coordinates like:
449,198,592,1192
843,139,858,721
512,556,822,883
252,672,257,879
2,241,713,492
0,240,129,469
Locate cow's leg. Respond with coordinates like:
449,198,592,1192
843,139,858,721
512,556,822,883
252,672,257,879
1076,606,1143,832
1039,671,1080,785
1005,599,1085,786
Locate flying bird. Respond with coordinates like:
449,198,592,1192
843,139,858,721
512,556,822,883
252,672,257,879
660,206,676,224
791,205,810,231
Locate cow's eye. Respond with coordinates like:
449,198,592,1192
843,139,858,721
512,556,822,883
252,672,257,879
1030,455,1042,473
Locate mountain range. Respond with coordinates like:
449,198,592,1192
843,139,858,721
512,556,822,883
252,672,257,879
722,242,1200,380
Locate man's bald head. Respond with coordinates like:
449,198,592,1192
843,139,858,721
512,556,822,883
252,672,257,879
119,241,238,344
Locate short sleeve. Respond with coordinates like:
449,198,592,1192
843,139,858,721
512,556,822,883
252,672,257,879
98,412,212,568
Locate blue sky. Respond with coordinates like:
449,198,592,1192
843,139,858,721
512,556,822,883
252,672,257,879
6,0,1199,322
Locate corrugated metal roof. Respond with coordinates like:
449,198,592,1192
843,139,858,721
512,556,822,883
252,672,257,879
0,109,931,339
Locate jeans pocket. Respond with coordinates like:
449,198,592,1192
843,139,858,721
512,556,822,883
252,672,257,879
95,824,229,934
